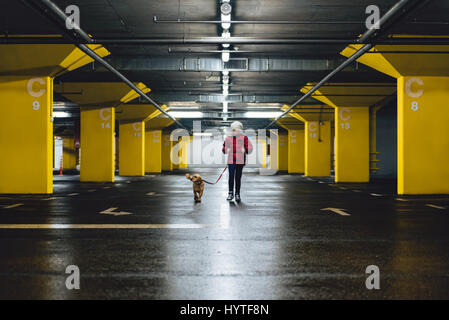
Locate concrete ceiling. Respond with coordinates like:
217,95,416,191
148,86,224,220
2,0,449,131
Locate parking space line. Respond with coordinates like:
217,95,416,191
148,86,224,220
426,204,446,210
0,224,221,229
3,203,24,209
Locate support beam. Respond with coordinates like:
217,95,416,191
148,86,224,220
62,137,77,170
119,122,145,176
145,130,162,173
397,77,449,194
80,107,115,182
341,44,449,194
162,132,174,171
0,76,53,194
334,107,370,182
305,121,331,177
288,129,305,174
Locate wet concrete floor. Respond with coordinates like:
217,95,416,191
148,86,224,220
0,168,448,299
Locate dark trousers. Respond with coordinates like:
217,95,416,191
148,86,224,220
228,164,244,194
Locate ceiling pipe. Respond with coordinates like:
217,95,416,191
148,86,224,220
153,17,365,25
265,0,416,128
22,0,187,130
3,36,449,45
153,16,449,26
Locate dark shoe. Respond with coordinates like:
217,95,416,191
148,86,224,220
235,194,241,203
226,192,234,201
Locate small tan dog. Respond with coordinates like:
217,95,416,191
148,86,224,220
186,173,205,202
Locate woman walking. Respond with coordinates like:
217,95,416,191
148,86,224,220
222,121,253,202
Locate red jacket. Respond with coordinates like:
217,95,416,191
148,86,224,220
222,135,253,165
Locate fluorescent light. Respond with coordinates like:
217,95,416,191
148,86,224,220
222,51,230,62
223,101,228,113
193,132,213,136
222,70,229,76
53,111,72,118
245,111,282,118
168,111,203,118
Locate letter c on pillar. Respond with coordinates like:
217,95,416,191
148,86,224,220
99,108,112,121
27,78,45,98
339,108,351,121
132,122,141,131
406,78,424,98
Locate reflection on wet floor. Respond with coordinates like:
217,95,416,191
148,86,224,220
0,168,448,299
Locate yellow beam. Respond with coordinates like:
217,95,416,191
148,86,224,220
119,121,145,176
80,107,115,182
55,82,150,108
0,44,109,77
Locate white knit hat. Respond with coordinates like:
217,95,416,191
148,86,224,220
230,121,243,130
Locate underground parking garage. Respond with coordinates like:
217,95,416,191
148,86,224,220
0,0,449,305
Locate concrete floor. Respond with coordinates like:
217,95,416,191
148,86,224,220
0,168,448,299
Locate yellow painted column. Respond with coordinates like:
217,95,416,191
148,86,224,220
305,121,331,177
162,132,173,171
145,130,162,173
80,107,115,182
288,129,305,173
397,76,449,195
279,133,288,171
62,137,77,170
119,121,145,176
0,76,53,194
179,136,189,169
334,107,370,182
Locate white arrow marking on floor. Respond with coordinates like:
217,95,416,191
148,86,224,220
68,193,79,196
426,204,446,210
100,207,132,216
4,203,24,209
321,208,351,216
370,193,383,197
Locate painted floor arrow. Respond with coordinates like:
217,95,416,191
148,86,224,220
321,208,351,216
100,207,132,216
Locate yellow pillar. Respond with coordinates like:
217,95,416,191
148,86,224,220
0,76,53,194
341,44,449,194
145,130,162,173
63,137,77,170
334,107,370,182
305,121,331,177
397,77,449,195
119,121,145,176
80,107,115,182
162,132,173,171
179,136,189,169
288,129,305,173
279,133,288,171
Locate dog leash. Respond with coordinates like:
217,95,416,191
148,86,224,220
203,167,228,185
